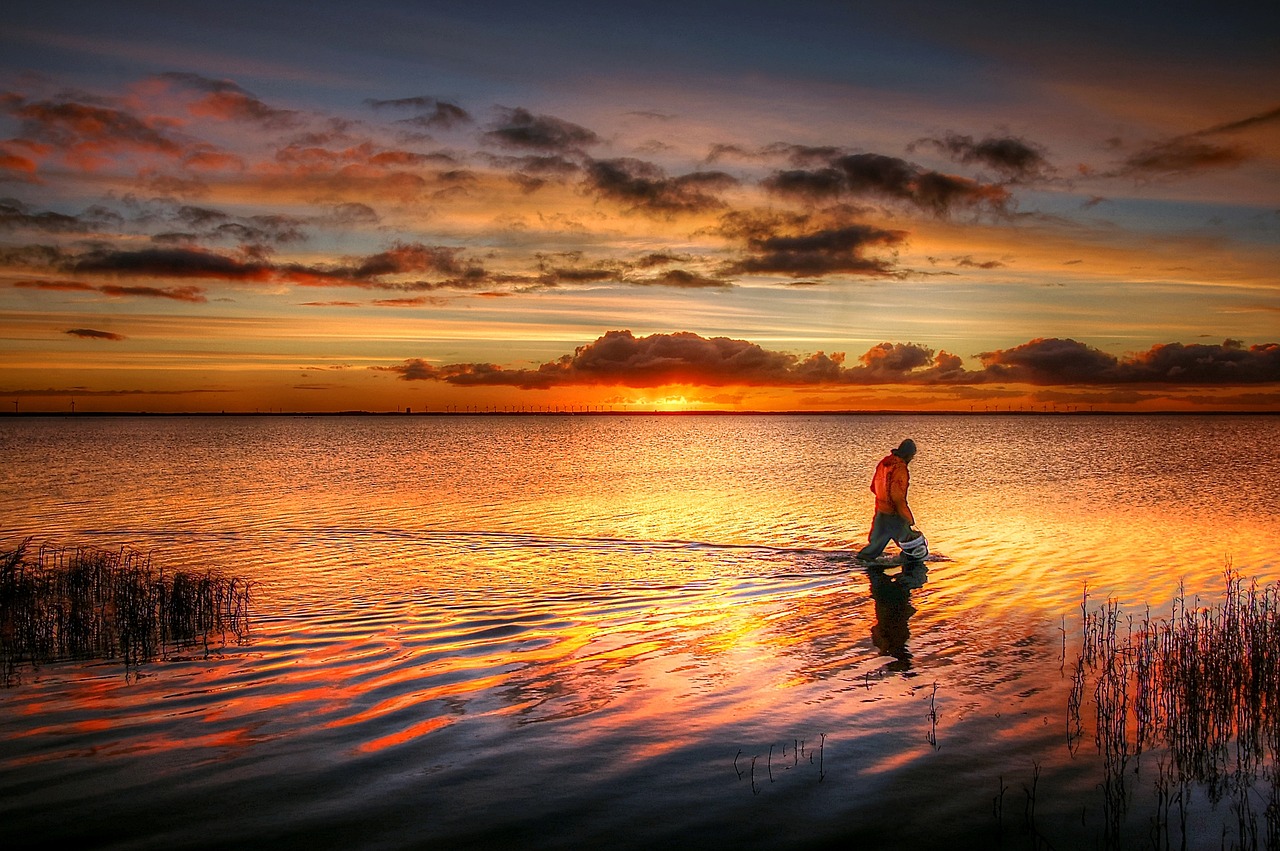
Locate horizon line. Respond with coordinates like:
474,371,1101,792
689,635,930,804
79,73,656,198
2,409,1276,418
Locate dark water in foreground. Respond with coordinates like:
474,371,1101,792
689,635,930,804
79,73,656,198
2,414,1279,849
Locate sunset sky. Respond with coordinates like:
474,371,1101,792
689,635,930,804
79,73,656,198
2,1,1278,412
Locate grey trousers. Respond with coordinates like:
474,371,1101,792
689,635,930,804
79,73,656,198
856,513,913,560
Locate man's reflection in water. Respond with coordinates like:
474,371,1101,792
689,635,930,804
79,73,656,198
868,563,928,672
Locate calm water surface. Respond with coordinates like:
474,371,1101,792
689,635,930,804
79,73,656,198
2,414,1279,849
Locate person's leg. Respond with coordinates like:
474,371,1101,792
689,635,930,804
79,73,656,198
857,513,896,560
862,515,913,561
885,516,918,560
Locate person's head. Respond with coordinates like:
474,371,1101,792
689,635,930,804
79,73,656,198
892,438,917,462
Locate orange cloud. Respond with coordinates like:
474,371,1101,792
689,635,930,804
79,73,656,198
4,96,186,171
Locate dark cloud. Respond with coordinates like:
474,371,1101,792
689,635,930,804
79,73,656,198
0,244,76,269
633,251,692,268
8,241,491,291
977,337,1122,383
484,107,600,152
1120,139,1249,176
319,202,381,226
154,72,251,96
371,296,446,307
538,264,619,285
1111,105,1280,178
727,223,908,278
1194,105,1280,136
379,332,1280,390
714,209,812,242
911,170,1009,215
65,328,125,340
7,239,721,295
380,357,438,381
760,143,848,167
0,199,123,232
242,214,306,243
436,169,478,187
166,205,305,245
977,338,1280,385
366,96,472,129
377,330,962,388
343,242,484,282
487,153,580,175
378,330,802,388
584,157,737,215
632,269,731,289
174,205,227,228
69,246,275,280
954,255,1005,269
1126,339,1280,383
763,151,1010,215
16,278,207,302
911,133,1053,182
366,96,436,110
858,342,934,374
530,252,728,290
763,167,846,200
96,284,206,302
703,143,758,164
486,153,581,192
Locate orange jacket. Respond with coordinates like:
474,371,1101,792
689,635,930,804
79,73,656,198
870,453,914,523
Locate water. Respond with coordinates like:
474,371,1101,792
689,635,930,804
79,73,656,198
2,414,1279,849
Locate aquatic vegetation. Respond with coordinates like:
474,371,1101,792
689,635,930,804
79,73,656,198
735,733,826,795
0,539,252,684
1071,571,1280,850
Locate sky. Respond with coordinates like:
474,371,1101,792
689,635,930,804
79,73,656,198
1,0,1278,413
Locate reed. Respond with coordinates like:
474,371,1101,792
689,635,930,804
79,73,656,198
926,681,939,750
1070,569,1280,849
735,732,826,794
0,539,252,684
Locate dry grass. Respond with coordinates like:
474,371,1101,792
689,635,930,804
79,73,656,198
1,539,252,684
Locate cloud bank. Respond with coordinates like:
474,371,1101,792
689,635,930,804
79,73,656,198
377,332,1280,390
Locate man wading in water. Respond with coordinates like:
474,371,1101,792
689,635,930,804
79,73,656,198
856,439,922,562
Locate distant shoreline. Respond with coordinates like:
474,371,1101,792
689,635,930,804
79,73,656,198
2,409,1276,418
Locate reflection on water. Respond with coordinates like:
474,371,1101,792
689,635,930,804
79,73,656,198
1,414,1278,849
868,564,927,672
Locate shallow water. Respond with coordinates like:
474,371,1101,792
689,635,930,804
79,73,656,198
2,413,1279,849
